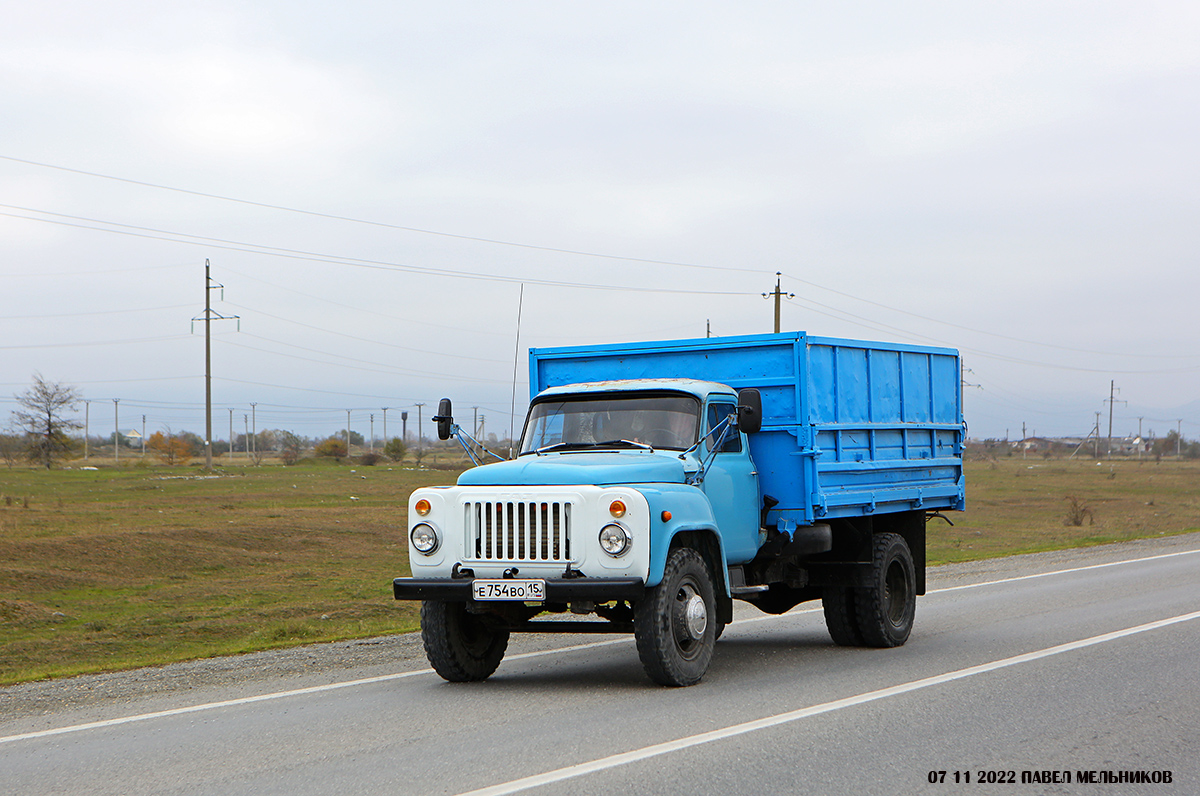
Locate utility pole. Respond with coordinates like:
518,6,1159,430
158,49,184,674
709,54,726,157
228,409,234,461
1093,412,1101,458
960,360,980,390
1022,422,1027,460
472,406,479,458
244,414,249,459
84,400,90,460
415,403,425,458
1138,417,1144,460
382,407,390,447
1103,381,1126,457
250,402,257,461
706,319,711,338
113,398,120,464
346,410,352,456
1178,420,1184,457
761,272,794,333
370,414,375,453
141,414,146,458
192,259,238,470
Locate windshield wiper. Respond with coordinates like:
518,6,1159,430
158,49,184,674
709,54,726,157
531,439,655,455
532,442,593,455
595,439,654,451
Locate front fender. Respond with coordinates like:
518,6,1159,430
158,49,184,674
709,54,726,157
632,484,731,598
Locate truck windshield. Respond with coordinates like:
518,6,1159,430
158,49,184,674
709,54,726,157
519,393,700,454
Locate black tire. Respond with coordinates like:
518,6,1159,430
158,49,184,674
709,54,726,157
822,587,866,647
420,600,510,682
854,532,916,648
634,547,717,686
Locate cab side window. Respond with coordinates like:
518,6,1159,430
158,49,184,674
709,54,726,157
706,402,742,453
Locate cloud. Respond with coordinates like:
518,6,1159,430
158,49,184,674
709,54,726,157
2,43,398,168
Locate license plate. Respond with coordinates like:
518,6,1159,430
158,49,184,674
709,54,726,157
472,579,546,601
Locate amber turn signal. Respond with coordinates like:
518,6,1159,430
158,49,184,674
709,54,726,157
609,500,626,518
414,498,431,516
661,510,672,522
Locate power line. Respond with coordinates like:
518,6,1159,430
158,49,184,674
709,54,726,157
0,206,753,296
212,375,453,402
2,262,190,278
0,333,191,350
215,335,512,384
4,157,1196,363
780,269,1199,361
224,303,501,363
222,266,507,340
0,154,772,275
0,376,199,388
0,303,193,320
782,300,1200,375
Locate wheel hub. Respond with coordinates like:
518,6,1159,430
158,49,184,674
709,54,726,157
681,587,708,641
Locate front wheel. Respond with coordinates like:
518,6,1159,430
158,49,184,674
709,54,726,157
634,547,717,686
420,600,510,682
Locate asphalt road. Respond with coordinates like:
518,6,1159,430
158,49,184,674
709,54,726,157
3,533,1198,795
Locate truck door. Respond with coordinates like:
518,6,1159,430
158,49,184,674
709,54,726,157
701,399,761,564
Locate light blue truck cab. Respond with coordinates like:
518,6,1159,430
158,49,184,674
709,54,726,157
394,332,965,686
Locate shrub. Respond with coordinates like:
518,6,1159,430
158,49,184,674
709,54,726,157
383,437,407,462
314,437,347,458
1064,496,1094,526
147,431,192,466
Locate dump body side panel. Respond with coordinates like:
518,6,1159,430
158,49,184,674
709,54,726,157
805,336,965,521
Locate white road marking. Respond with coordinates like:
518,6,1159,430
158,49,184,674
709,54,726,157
928,547,1200,595
456,609,1200,796
1,545,1196,745
0,639,628,745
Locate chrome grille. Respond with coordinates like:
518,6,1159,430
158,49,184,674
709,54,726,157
465,500,572,563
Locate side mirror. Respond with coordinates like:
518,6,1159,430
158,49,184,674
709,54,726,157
737,389,762,434
433,398,454,441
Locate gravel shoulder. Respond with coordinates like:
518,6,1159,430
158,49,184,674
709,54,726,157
3,531,1198,726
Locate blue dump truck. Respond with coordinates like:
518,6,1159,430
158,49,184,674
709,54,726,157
393,332,965,686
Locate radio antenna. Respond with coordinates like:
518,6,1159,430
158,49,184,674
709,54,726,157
508,283,525,458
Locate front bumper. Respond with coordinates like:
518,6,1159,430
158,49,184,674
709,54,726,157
393,576,645,603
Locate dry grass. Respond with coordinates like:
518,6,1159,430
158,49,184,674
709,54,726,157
0,460,451,684
1,454,1197,685
929,454,1200,562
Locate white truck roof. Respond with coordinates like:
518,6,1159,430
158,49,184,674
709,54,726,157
535,378,735,402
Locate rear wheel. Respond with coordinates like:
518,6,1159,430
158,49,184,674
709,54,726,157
822,587,866,646
854,532,916,647
634,547,717,686
421,600,510,682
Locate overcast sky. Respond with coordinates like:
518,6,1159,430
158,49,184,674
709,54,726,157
2,1,1197,445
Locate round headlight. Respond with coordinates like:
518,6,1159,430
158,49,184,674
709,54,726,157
410,523,440,554
598,524,631,557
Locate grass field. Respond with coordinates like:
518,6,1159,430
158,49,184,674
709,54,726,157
2,455,1198,685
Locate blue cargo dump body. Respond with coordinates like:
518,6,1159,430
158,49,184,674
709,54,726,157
530,331,965,526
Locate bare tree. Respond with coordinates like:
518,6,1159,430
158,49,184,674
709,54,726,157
11,374,83,468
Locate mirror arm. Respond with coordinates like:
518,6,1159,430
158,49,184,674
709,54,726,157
684,415,735,485
449,423,507,466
